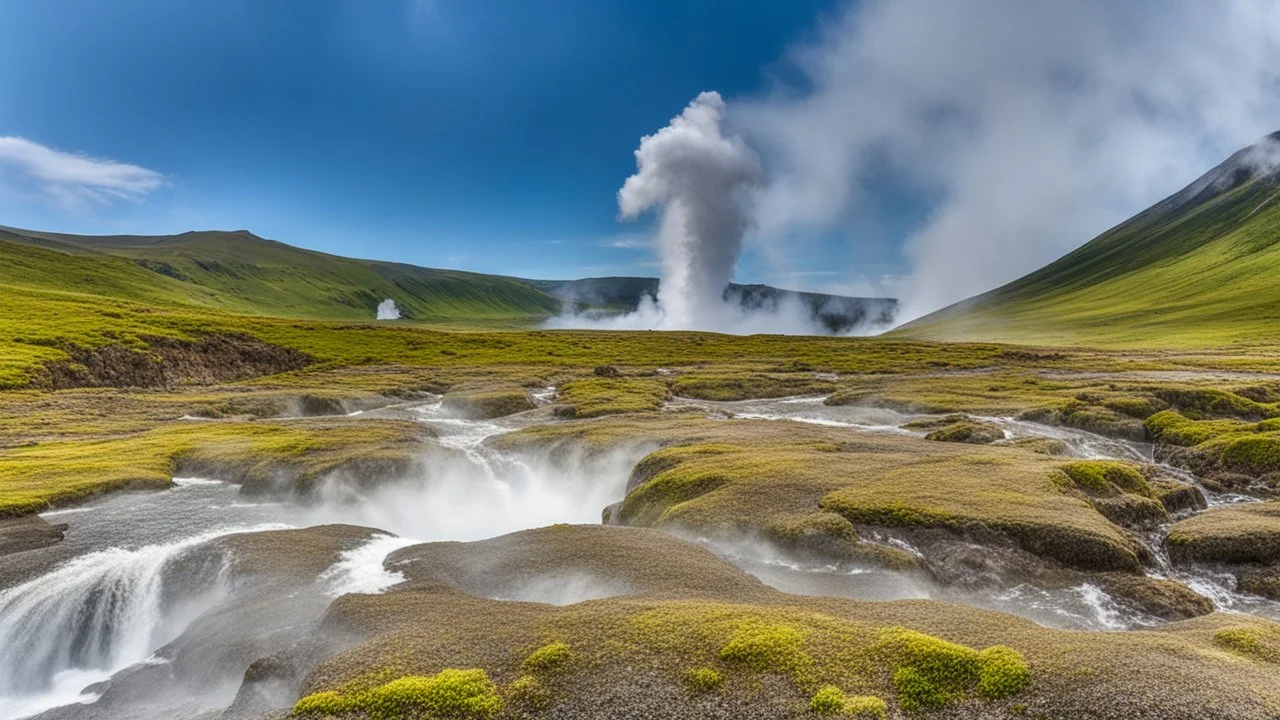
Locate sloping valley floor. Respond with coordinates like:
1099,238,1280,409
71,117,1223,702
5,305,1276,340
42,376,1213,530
5,350,1280,719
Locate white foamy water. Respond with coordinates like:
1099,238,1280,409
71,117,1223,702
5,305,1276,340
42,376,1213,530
322,534,419,597
0,524,287,719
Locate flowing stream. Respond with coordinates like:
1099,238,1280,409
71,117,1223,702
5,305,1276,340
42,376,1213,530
3,393,1279,718
676,396,1280,628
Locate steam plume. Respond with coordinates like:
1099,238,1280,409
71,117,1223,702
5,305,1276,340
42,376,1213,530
376,298,401,320
735,0,1280,321
617,92,764,329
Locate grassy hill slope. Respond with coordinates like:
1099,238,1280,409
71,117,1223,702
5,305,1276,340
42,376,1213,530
0,226,562,324
898,133,1280,348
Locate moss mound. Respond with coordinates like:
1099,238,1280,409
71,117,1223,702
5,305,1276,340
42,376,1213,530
809,686,886,717
441,388,534,420
1167,502,1280,565
553,377,670,418
1212,626,1280,663
671,373,836,401
293,668,501,719
875,628,1029,711
1019,400,1147,442
514,414,1150,572
386,524,774,602
522,642,572,672
682,666,723,692
718,621,811,675
923,419,1005,445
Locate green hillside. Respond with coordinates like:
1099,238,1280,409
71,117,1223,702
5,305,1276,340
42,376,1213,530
898,133,1280,348
0,226,562,324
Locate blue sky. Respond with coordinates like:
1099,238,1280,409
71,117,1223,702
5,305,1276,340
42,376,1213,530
0,0,880,284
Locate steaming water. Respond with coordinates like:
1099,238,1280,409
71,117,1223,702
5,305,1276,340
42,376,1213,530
1,398,638,718
7,394,1280,718
676,395,1280,630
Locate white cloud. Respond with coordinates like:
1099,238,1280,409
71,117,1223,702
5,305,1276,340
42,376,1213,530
0,136,166,211
733,0,1280,320
596,232,653,250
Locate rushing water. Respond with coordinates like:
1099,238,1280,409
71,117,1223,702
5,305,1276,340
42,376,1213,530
4,393,1280,718
0,396,644,719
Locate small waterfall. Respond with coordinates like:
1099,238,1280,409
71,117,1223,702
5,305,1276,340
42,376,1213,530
0,526,280,718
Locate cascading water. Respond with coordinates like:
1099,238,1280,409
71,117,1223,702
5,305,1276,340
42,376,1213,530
0,526,283,719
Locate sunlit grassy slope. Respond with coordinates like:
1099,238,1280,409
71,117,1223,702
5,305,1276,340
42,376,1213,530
898,138,1280,348
1,226,561,323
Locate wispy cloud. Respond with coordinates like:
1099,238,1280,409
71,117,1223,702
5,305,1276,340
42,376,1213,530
0,136,165,210
596,232,652,250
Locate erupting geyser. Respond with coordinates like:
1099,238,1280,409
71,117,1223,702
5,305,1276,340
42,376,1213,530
375,298,401,320
618,91,765,330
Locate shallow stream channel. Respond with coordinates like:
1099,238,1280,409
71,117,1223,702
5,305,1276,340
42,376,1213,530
2,393,1278,719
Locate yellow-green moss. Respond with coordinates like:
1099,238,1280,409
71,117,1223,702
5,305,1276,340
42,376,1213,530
810,686,887,717
1059,460,1154,498
507,675,549,710
293,668,501,720
441,388,534,419
976,646,1032,699
1213,627,1280,663
875,628,1029,711
719,622,811,676
522,641,573,672
554,377,670,418
682,666,724,692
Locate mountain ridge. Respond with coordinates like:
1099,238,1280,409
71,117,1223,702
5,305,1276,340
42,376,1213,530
896,131,1280,347
0,225,894,330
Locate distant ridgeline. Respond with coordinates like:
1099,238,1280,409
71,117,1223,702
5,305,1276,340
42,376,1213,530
531,277,899,333
0,225,895,331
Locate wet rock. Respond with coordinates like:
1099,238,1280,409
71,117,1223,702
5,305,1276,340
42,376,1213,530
441,388,536,419
1238,565,1280,601
0,515,66,556
1100,574,1214,621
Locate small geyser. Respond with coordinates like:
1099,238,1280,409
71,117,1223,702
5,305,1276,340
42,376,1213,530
375,298,401,320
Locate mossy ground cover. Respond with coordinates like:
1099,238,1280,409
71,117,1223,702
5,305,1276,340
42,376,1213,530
1167,502,1280,565
502,414,1147,572
278,524,1280,719
0,418,429,515
441,388,535,419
